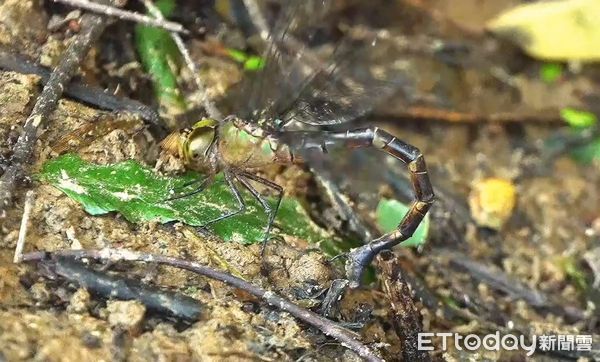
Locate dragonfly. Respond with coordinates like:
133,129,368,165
159,0,435,286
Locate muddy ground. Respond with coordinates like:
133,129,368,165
1,0,600,361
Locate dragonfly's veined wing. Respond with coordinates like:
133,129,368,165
50,116,143,155
277,34,414,127
234,0,414,130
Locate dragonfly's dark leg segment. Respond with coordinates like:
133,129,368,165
198,172,246,227
165,177,213,201
236,171,283,254
285,128,434,287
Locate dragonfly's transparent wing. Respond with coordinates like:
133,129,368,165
279,34,413,127
50,116,143,155
240,0,332,123
235,0,413,129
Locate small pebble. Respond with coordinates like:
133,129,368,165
106,300,146,335
81,331,103,349
67,288,90,314
29,282,51,303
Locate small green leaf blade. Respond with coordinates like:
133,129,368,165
226,48,248,63
539,62,563,84
570,138,600,164
375,198,429,248
134,0,186,116
558,107,600,164
226,48,266,71
243,56,266,71
560,107,598,128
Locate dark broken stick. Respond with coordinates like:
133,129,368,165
44,257,203,321
0,3,114,216
21,248,384,362
378,251,430,362
0,50,164,130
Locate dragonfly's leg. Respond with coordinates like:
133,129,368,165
287,128,435,287
236,171,283,254
165,177,213,201
198,172,246,227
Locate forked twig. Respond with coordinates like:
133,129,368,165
53,0,189,34
0,1,117,216
21,248,383,362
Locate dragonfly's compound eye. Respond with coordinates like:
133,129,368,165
186,126,217,162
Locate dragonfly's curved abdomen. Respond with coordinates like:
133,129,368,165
219,120,297,169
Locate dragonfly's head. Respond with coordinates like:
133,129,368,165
160,118,219,166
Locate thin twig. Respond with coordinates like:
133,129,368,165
13,190,35,263
53,0,189,34
242,0,326,74
445,251,586,321
241,0,270,40
0,2,115,216
21,248,384,362
312,172,373,242
447,252,549,307
375,106,561,124
0,50,165,132
142,0,222,120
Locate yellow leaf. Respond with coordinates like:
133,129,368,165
469,178,517,230
487,0,600,61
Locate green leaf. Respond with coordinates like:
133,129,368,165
226,48,248,63
39,154,328,245
375,198,429,248
153,0,175,16
570,138,600,164
539,63,563,84
243,56,265,71
558,107,600,164
226,48,265,71
562,257,588,292
560,107,598,128
134,0,186,115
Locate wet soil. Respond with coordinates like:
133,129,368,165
1,1,600,361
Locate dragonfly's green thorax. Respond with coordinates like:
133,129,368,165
160,118,295,172
219,119,294,168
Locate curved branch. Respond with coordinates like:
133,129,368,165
21,248,383,362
